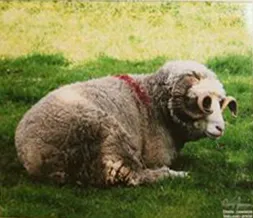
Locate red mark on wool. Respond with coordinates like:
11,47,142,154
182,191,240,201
114,75,151,108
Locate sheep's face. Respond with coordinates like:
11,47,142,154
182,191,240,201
186,78,237,139
160,60,237,140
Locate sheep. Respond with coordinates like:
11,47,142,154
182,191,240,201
15,60,237,187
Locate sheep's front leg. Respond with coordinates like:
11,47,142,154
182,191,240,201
98,114,188,186
126,166,188,186
104,159,188,186
101,131,188,186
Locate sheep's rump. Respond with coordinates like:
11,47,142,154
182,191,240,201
15,76,146,185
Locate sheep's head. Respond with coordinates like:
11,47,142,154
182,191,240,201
161,61,237,140
184,76,237,139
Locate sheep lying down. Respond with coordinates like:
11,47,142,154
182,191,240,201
15,60,237,186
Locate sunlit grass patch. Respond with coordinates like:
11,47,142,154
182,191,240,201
0,2,251,62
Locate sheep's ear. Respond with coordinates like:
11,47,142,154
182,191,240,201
221,96,237,117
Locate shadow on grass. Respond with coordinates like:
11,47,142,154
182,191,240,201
0,52,252,191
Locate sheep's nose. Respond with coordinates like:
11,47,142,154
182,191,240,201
215,125,223,133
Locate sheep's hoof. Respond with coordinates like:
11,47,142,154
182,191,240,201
180,171,190,178
168,169,189,178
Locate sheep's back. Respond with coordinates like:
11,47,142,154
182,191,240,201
72,76,147,142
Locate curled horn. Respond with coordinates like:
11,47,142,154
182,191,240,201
172,74,205,119
197,93,213,115
221,96,237,117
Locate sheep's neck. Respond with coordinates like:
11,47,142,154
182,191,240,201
115,75,151,109
136,73,195,146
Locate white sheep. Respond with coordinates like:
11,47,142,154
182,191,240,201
15,60,237,186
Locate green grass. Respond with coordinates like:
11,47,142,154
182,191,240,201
0,2,253,218
0,52,252,218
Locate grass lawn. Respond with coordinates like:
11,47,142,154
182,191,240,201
0,2,252,218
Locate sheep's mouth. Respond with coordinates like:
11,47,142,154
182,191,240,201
205,131,222,139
